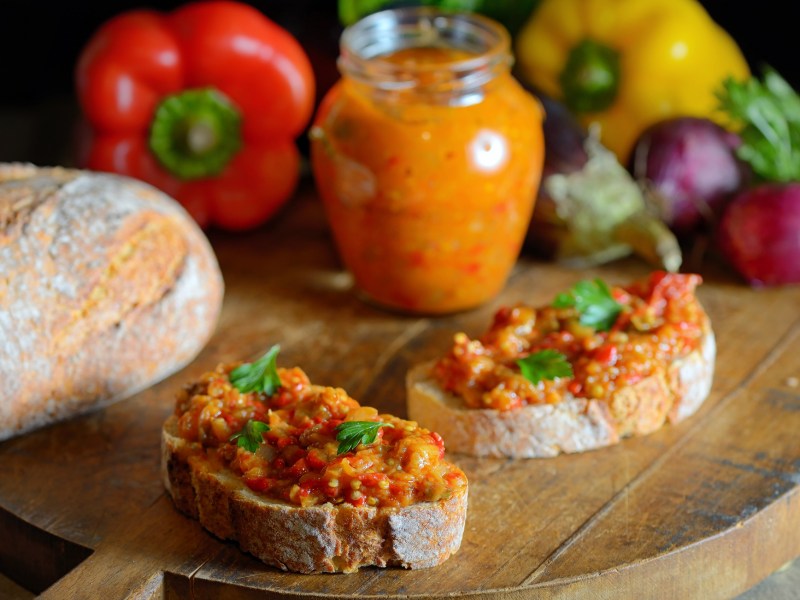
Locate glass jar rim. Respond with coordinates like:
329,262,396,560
338,7,512,92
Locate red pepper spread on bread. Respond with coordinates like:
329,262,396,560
174,354,467,509
433,272,706,411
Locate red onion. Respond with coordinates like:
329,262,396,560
717,183,800,286
632,117,749,233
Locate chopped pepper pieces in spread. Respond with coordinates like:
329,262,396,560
174,364,466,509
433,271,706,411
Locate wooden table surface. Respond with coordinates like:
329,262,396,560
1,178,799,599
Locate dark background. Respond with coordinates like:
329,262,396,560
0,1,794,162
0,1,339,108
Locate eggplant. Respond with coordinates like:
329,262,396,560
525,93,682,272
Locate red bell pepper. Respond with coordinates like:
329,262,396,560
76,1,315,230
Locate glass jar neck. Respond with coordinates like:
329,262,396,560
338,7,512,106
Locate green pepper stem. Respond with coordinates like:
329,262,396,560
559,39,620,114
149,89,242,180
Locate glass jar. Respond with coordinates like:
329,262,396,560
310,7,544,314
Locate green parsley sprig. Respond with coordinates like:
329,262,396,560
229,345,282,395
335,421,393,455
553,278,622,331
229,419,270,453
717,67,800,183
517,349,574,384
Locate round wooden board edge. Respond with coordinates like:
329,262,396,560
170,484,800,600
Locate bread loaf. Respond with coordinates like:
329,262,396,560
0,164,223,440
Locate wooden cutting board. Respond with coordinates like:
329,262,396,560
1,186,799,599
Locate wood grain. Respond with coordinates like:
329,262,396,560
1,184,799,599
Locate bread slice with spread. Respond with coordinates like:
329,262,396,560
407,272,715,458
162,347,468,573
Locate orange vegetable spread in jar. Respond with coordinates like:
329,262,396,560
434,272,707,410
174,359,467,509
311,8,544,314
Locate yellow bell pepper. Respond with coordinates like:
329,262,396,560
515,0,750,162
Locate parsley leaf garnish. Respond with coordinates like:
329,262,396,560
517,350,574,384
335,421,393,455
229,419,270,453
553,278,622,331
229,345,282,395
717,67,800,183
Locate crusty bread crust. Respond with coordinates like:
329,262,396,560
407,316,715,458
0,164,223,440
161,416,468,573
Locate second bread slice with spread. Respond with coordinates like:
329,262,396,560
407,272,716,458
